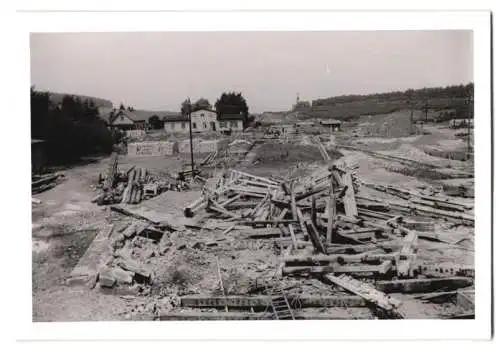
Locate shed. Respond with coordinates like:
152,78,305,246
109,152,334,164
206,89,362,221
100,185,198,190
320,119,343,131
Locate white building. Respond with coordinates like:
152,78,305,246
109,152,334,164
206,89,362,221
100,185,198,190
164,109,245,133
190,108,218,132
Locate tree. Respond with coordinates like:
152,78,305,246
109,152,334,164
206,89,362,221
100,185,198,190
119,103,125,110
148,115,163,129
31,87,114,165
192,98,211,111
214,92,250,127
181,99,192,116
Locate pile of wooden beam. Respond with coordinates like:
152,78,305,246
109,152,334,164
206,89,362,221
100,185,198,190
92,154,190,206
181,163,474,318
32,173,63,194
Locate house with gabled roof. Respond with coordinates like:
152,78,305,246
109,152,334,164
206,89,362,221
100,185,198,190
163,109,246,133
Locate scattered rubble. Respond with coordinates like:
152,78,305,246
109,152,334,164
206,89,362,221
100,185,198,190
91,152,191,206
43,128,474,321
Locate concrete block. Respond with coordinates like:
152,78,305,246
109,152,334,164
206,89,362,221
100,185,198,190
99,268,116,288
112,267,135,284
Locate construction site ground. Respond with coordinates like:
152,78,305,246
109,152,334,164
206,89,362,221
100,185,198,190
32,125,474,321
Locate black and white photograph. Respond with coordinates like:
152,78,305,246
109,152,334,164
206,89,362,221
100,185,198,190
7,5,493,344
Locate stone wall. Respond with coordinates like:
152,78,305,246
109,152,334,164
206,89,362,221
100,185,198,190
127,141,178,156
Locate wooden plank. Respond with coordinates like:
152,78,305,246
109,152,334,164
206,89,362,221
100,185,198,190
374,277,473,294
283,252,398,265
289,182,299,221
103,152,118,191
296,207,309,238
229,184,272,195
219,194,242,208
326,180,335,244
249,194,271,218
238,219,298,226
311,195,317,226
180,294,367,308
304,220,326,254
208,199,241,219
414,263,474,278
326,241,403,254
342,171,358,217
283,261,393,276
241,227,284,239
323,274,403,316
287,224,298,250
410,197,467,212
184,196,208,217
158,311,368,320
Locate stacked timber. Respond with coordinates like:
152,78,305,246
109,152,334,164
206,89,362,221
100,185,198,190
92,157,190,206
179,161,475,319
32,173,64,194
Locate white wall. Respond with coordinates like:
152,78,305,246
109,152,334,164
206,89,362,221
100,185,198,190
111,114,134,126
164,115,244,133
164,121,189,133
190,109,217,132
217,119,243,131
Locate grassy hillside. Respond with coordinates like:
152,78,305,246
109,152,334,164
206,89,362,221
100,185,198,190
307,84,473,121
48,92,113,108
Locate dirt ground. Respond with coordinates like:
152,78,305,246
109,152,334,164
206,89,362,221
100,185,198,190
32,125,475,321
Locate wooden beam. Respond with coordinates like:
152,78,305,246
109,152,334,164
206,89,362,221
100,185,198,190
283,261,393,276
326,178,335,244
287,224,298,250
158,310,369,320
283,252,398,265
374,277,474,294
311,195,317,226
323,274,404,317
208,199,241,219
304,219,326,254
180,294,367,308
342,171,358,217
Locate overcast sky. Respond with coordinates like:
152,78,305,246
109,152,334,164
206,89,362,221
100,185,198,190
30,31,473,112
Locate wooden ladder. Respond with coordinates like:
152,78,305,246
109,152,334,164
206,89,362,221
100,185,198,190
264,280,295,320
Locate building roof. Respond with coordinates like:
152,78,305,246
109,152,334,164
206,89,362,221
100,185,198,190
163,112,189,122
99,108,180,124
192,107,216,113
218,113,246,121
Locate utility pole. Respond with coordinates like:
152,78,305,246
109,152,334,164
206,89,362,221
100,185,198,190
187,97,195,177
407,93,414,135
466,91,473,159
424,99,429,123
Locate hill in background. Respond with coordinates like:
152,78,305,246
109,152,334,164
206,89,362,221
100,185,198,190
300,83,473,122
48,92,113,108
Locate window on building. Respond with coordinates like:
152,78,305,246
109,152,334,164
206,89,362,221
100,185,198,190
200,113,204,117
192,122,197,129
219,121,227,128
203,122,207,129
171,123,175,130
181,122,186,129
230,120,238,128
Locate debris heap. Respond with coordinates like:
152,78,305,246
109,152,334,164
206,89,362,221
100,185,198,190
92,153,190,206
180,162,474,319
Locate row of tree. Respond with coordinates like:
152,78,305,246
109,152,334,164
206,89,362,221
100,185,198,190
312,83,474,107
31,87,118,165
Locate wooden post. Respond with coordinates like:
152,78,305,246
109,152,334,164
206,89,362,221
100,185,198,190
311,195,317,226
215,257,229,313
